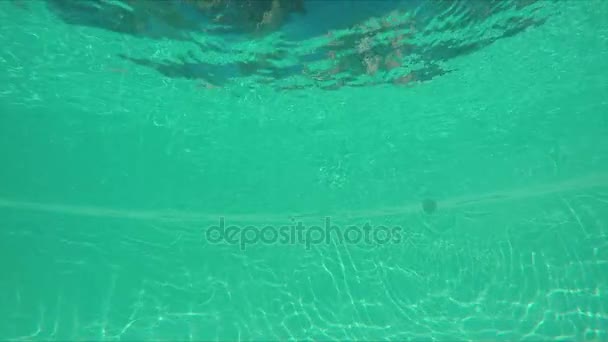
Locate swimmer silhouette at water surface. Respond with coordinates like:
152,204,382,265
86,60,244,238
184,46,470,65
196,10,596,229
41,0,548,89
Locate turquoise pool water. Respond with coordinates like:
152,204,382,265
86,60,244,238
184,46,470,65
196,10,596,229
1,1,607,340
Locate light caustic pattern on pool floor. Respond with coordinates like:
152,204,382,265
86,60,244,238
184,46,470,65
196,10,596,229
1,176,607,341
1,0,608,340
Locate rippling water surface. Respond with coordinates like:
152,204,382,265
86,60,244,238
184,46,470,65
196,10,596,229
1,0,608,340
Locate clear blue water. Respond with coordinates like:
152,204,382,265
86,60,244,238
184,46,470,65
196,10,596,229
1,1,607,340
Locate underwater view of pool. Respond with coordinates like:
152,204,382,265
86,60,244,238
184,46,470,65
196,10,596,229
1,0,607,340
